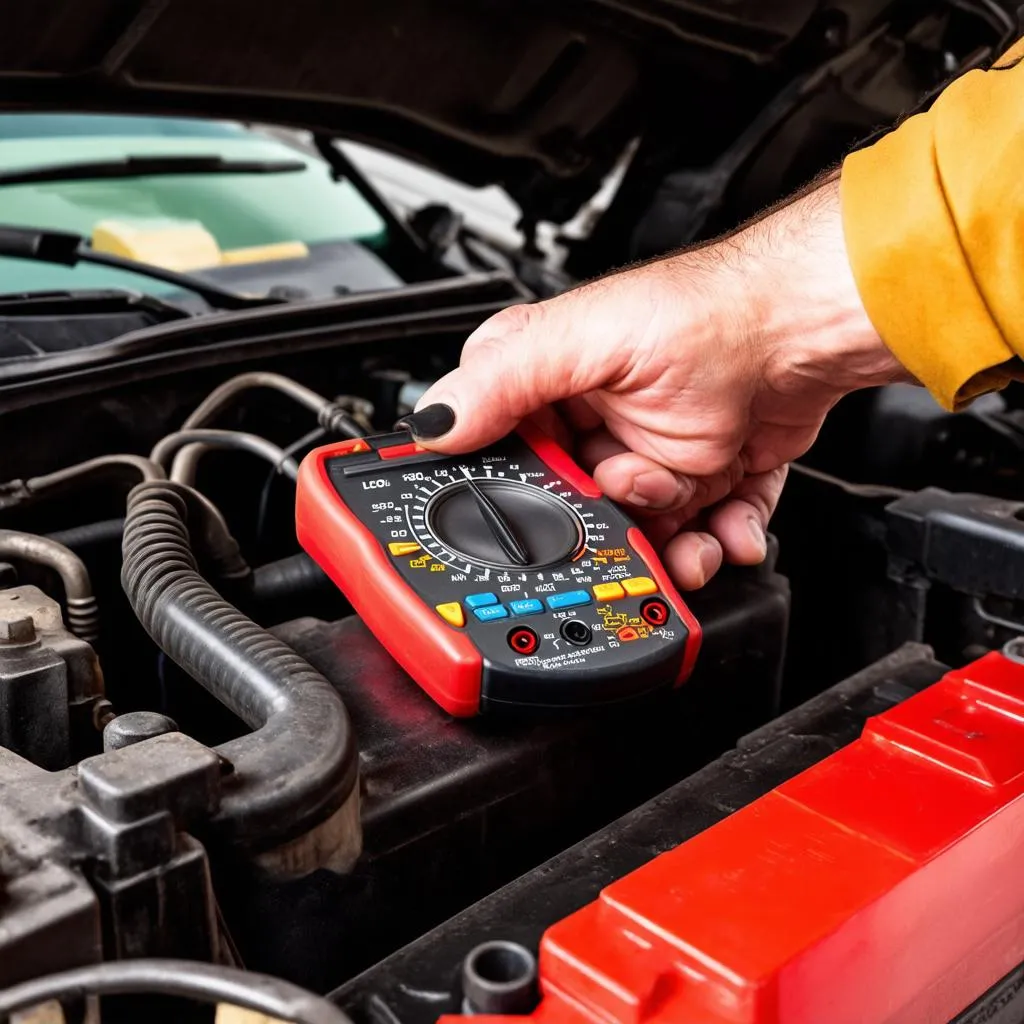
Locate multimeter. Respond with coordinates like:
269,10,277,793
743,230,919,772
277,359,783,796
295,422,701,715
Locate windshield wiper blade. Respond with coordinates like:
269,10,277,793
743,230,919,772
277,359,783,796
0,154,307,188
0,224,284,312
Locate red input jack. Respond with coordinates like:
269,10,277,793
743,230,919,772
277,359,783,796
507,627,539,656
641,598,670,627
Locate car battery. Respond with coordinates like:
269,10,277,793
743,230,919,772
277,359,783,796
333,642,1024,1024
331,644,951,1021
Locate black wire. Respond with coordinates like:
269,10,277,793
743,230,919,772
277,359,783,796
788,462,910,500
0,959,352,1024
256,427,326,547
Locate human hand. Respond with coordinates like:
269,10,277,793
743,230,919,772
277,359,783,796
401,175,909,589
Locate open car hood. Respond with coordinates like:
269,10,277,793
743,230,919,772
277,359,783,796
0,0,837,223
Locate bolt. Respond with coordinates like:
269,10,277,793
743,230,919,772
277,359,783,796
0,615,35,644
103,711,179,751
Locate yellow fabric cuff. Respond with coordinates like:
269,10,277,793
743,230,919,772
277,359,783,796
840,106,1014,411
996,35,1024,64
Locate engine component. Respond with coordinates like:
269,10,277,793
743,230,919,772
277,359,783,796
886,488,1024,603
295,425,700,715
333,644,950,1023
0,731,223,986
0,584,104,769
0,531,99,641
121,480,360,873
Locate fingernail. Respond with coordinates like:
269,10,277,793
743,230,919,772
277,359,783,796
625,491,651,507
397,403,456,440
697,540,719,585
748,516,767,558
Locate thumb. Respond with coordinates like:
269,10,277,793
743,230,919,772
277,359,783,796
398,299,618,453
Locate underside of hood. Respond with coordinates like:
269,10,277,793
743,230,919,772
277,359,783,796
0,0,845,223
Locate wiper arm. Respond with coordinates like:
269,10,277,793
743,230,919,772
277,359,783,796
0,154,306,188
0,225,284,312
0,288,190,323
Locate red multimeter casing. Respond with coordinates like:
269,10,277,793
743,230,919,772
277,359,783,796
295,422,701,716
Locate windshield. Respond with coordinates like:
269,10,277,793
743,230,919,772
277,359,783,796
0,114,398,299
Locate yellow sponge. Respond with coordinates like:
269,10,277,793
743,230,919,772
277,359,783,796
92,218,222,271
92,219,310,272
220,241,309,265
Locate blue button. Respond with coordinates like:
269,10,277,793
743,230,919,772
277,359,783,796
473,604,509,623
509,598,544,616
465,592,499,609
546,590,592,611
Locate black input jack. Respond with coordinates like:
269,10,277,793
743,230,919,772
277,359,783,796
641,598,670,627
507,627,539,656
559,618,592,647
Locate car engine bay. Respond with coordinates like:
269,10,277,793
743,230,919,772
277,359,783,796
2,0,1024,1020
3,310,1024,1022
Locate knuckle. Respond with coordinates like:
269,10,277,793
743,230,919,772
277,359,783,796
743,492,773,521
468,302,538,346
673,473,698,507
461,331,508,366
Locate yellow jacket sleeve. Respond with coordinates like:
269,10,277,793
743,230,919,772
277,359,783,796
840,37,1024,410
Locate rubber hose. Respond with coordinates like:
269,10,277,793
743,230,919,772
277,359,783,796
27,454,164,497
47,518,124,552
251,552,332,604
183,372,366,438
0,530,99,641
120,481,358,852
151,429,299,481
183,372,329,430
0,959,353,1024
1,455,164,513
168,442,208,486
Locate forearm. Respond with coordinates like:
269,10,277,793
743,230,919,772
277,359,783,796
720,174,909,402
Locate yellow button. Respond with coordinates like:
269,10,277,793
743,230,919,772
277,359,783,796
435,602,465,628
622,576,657,597
593,582,625,602
388,542,421,556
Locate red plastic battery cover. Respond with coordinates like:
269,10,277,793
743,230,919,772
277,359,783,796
439,651,1024,1023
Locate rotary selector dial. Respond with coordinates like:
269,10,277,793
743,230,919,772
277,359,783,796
425,476,585,571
